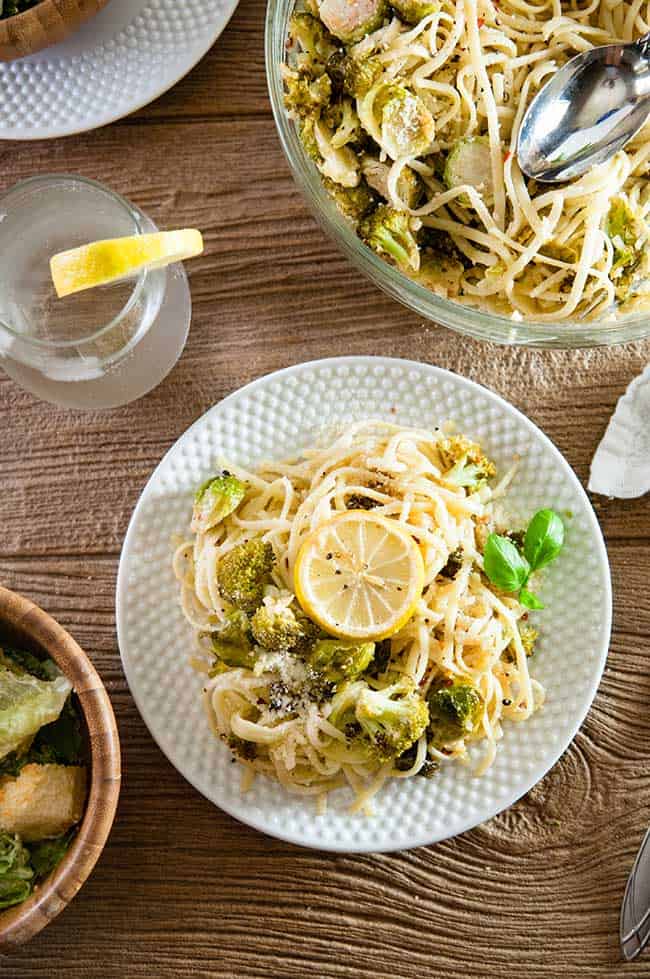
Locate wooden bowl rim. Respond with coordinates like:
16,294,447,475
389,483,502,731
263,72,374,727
0,0,108,27
0,0,48,24
0,0,113,62
0,585,121,948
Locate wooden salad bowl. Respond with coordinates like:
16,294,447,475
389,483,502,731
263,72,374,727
0,0,111,62
0,585,121,948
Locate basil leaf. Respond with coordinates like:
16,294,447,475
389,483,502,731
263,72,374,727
519,588,545,610
483,534,530,593
524,509,564,572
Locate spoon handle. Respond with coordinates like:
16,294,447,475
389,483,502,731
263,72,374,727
636,31,650,59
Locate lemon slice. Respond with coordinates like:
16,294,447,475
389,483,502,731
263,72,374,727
294,512,424,641
50,229,204,298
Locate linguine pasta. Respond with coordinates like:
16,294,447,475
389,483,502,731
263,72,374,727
174,422,545,813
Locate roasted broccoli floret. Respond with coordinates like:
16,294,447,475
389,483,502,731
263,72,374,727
358,204,420,271
329,677,428,761
355,676,429,762
298,115,320,160
211,609,255,668
319,0,389,43
329,52,383,99
605,196,650,300
375,84,435,160
191,471,246,534
217,539,275,614
288,11,339,72
391,0,439,23
437,435,496,489
323,98,362,148
309,639,375,683
251,603,305,652
323,177,376,221
427,679,482,748
284,70,333,118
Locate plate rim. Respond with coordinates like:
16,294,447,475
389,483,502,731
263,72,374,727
116,355,613,853
0,0,240,141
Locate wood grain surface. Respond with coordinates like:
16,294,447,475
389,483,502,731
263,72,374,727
1,0,650,974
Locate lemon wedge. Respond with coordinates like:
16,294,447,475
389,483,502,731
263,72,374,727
294,512,424,641
50,229,204,298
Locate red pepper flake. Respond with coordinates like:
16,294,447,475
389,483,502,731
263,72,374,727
504,150,512,163
477,16,485,26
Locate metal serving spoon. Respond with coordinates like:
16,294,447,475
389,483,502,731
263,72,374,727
621,826,650,961
517,33,650,183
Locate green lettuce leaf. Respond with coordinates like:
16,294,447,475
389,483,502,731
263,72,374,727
0,831,34,910
0,664,71,761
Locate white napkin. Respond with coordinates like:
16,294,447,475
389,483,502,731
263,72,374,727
589,364,650,498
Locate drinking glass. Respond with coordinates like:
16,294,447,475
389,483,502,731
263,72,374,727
0,174,192,409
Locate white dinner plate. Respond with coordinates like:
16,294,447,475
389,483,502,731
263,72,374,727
116,356,612,853
0,0,239,140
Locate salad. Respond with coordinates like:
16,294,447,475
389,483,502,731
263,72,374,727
0,644,87,912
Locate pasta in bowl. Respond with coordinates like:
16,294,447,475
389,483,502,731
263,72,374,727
267,0,650,343
174,421,564,814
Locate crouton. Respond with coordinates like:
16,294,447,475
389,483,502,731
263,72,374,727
0,763,86,842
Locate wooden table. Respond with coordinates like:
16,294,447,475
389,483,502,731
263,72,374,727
1,1,650,975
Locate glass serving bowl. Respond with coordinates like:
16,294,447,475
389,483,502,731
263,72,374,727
265,0,650,348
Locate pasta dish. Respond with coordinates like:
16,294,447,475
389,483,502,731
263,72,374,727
282,0,650,321
174,422,563,813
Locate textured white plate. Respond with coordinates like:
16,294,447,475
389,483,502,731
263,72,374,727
0,0,239,140
116,357,612,853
